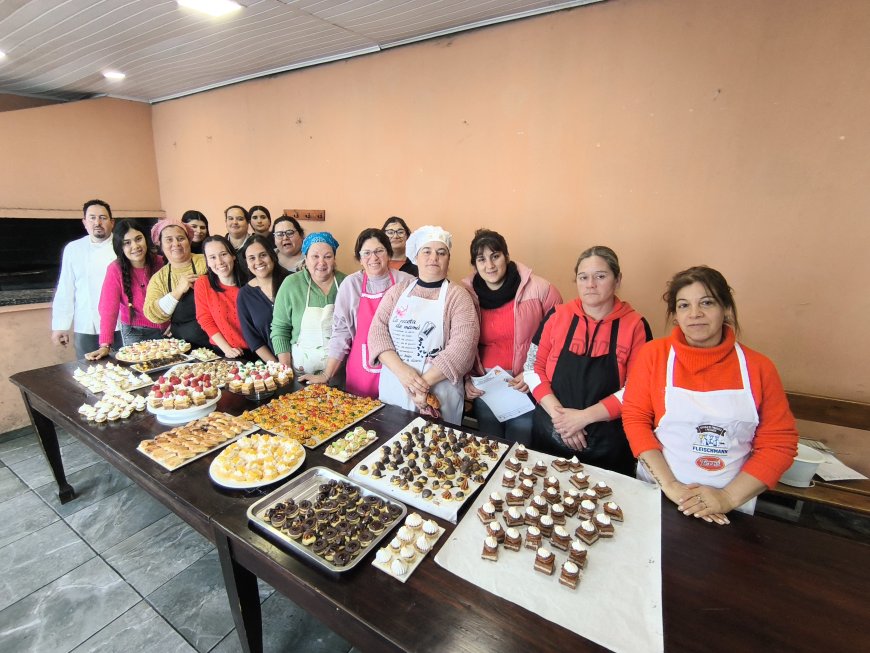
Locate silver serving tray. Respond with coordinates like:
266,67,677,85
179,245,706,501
247,466,407,573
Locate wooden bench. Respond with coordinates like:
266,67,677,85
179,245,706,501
765,392,870,516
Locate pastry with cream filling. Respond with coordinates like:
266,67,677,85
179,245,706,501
534,547,555,575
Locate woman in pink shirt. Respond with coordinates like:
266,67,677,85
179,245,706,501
85,220,167,360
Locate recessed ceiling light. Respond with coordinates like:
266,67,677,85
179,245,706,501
177,0,243,17
103,71,126,81
0,50,6,60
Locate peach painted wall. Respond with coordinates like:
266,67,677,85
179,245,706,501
0,96,161,212
152,0,870,405
0,97,161,431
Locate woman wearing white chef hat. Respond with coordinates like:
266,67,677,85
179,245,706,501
368,225,479,425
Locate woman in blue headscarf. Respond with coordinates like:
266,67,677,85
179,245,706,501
271,232,347,375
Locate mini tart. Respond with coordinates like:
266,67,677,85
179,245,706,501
481,536,499,562
534,547,555,575
569,472,590,490
550,525,571,551
604,501,624,521
503,527,522,551
505,456,521,472
504,507,524,528
593,481,613,498
477,501,497,524
559,561,581,589
551,457,569,472
524,525,542,550
575,519,599,545
568,541,588,567
594,513,615,537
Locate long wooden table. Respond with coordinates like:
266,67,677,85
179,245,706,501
10,363,870,653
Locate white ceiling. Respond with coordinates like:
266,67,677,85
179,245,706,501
0,0,602,104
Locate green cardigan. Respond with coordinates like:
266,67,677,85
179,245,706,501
271,268,347,355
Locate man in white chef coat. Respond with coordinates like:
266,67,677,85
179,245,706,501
51,199,120,358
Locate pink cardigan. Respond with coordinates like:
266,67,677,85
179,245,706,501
368,280,479,384
462,261,563,376
98,258,167,344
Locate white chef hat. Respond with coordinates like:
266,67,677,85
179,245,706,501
406,225,453,264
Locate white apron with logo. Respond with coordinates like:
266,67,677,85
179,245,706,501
291,278,337,375
638,343,760,514
378,280,465,425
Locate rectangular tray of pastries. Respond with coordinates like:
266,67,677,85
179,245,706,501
136,411,257,471
348,417,509,523
247,466,407,573
241,384,383,449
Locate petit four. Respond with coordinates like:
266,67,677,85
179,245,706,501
477,501,497,524
579,499,597,520
532,494,549,515
501,470,517,488
538,514,554,538
559,561,581,589
505,456,521,472
524,526,542,550
481,536,499,562
486,521,505,543
603,501,624,521
550,503,566,525
575,519,599,545
543,475,560,490
506,488,526,506
567,456,583,472
568,540,588,567
504,507,524,528
532,460,548,477
551,457,569,472
593,481,613,498
595,513,615,537
489,492,504,512
550,525,571,551
534,547,556,575
503,527,522,551
520,478,535,498
569,472,590,490
515,444,529,461
524,505,540,527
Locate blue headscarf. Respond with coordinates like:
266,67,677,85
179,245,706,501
301,231,339,255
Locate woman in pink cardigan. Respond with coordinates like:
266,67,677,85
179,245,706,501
85,220,166,360
461,229,562,443
368,226,479,425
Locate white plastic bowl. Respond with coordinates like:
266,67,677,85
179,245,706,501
779,442,826,487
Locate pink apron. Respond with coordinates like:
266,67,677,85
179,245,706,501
345,272,394,398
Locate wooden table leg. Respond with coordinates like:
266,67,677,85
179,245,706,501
215,528,264,653
20,390,76,503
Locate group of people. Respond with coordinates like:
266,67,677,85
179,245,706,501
51,199,798,523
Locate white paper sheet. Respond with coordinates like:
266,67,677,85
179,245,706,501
816,452,868,481
471,366,534,422
434,445,663,653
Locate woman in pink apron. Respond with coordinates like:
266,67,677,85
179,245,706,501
623,266,798,524
368,226,480,425
299,228,414,396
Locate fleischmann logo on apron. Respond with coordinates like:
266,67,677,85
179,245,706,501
691,425,729,455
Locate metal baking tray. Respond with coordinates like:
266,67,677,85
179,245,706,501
247,466,407,573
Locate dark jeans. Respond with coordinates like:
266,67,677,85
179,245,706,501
472,397,534,445
74,331,121,359
120,324,165,346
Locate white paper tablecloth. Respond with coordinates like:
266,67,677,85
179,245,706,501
434,445,663,653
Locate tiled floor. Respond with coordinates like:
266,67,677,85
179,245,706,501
0,426,358,653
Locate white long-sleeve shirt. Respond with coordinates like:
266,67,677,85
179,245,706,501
51,235,117,334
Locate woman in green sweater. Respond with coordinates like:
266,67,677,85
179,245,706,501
271,232,346,375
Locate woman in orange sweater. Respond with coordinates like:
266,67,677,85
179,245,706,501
622,266,798,524
193,235,249,359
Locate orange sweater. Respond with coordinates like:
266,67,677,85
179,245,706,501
622,326,798,488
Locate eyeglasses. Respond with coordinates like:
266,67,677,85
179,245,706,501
384,229,406,237
274,230,297,239
360,248,387,259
